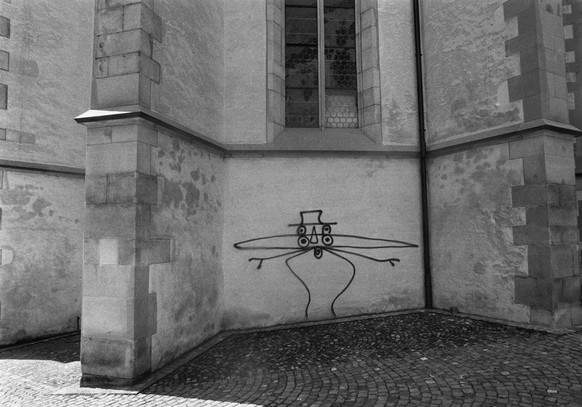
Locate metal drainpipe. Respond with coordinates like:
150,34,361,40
412,0,433,309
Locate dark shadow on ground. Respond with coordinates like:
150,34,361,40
0,334,80,363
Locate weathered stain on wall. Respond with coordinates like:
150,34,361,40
0,0,92,168
0,171,83,344
222,157,424,330
148,132,224,370
429,143,530,322
423,0,522,145
378,0,418,145
151,0,225,142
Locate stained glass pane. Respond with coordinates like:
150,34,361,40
286,2,319,128
324,0,354,8
324,0,357,128
325,90,358,128
286,7,317,45
324,9,356,48
286,89,319,127
286,0,317,6
325,48,356,89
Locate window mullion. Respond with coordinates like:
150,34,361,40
317,0,325,130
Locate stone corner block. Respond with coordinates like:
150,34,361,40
106,172,157,204
92,73,152,110
138,239,171,265
0,83,7,110
96,30,151,59
86,141,151,175
529,305,579,328
0,50,9,71
83,263,149,298
513,224,550,245
0,16,10,38
112,123,158,146
80,335,151,381
123,3,162,43
85,175,108,204
514,276,554,309
84,203,151,240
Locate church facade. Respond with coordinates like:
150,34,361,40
1,0,581,385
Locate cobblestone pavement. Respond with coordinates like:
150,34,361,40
1,312,582,406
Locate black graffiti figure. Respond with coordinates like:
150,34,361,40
234,210,418,318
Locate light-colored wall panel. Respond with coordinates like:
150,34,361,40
0,171,83,344
222,156,424,329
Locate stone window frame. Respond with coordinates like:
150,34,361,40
267,0,382,145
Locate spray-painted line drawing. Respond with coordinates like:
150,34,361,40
234,210,418,318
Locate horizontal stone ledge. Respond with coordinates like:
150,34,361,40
427,119,582,158
75,108,420,158
0,159,85,177
76,109,227,156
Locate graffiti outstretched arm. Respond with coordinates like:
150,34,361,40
324,247,401,266
248,248,311,269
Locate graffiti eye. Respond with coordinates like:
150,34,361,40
298,236,310,248
297,225,307,236
322,235,333,246
314,247,323,259
322,224,332,234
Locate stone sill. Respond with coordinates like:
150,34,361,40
75,108,419,158
76,109,582,159
0,159,85,177
428,119,582,158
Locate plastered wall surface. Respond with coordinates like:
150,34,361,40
422,0,523,146
148,132,224,370
223,0,266,144
0,171,83,344
428,143,530,323
378,0,418,146
0,0,90,346
0,0,93,168
151,0,225,142
222,157,424,329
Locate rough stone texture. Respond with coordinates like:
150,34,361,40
148,129,224,372
151,1,225,142
378,0,418,146
0,170,83,345
576,138,582,247
0,82,6,109
510,132,581,328
92,0,162,111
0,15,9,38
566,0,582,128
429,143,529,323
222,157,424,330
223,0,266,144
0,49,10,71
505,0,568,123
0,0,92,168
423,0,522,146
82,120,164,381
81,118,225,382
